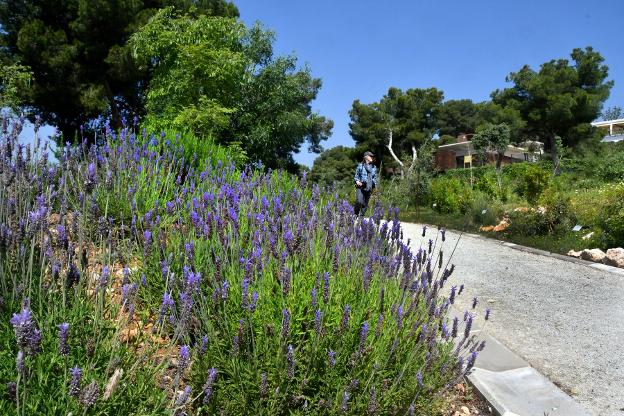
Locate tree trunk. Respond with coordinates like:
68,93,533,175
386,129,405,179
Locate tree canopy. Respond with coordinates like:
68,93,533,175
309,146,356,187
0,0,238,140
349,87,444,168
130,9,333,170
492,47,613,170
472,122,511,170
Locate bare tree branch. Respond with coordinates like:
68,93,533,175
385,129,405,178
408,145,417,172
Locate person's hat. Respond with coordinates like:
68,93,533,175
363,151,374,158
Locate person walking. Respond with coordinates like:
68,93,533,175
354,151,378,217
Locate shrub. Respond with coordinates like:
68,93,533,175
474,171,498,199
429,177,462,213
506,188,575,236
600,183,624,247
1,116,482,415
514,164,551,205
470,193,504,226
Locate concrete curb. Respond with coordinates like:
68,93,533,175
464,335,592,416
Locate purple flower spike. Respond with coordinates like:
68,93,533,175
328,349,336,367
341,390,350,412
472,297,478,309
359,321,369,353
340,304,350,333
281,309,290,339
286,344,295,379
203,368,217,405
323,272,330,304
10,307,41,355
485,308,491,321
315,309,322,335
69,366,82,397
178,345,191,376
58,322,70,356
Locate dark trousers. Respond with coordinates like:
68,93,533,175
355,188,371,216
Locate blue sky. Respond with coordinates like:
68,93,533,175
235,0,624,167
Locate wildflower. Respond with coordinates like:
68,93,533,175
464,314,473,339
315,309,322,335
340,304,350,333
396,305,403,329
241,278,249,309
323,272,330,304
178,345,191,376
311,287,318,308
363,264,372,292
10,307,41,355
449,285,457,304
80,381,100,408
367,387,378,415
340,390,350,413
158,292,174,325
203,368,217,405
175,385,191,409
472,297,478,309
416,371,423,387
422,225,427,237
69,366,82,397
485,308,491,320
281,266,291,296
328,349,336,367
441,228,446,242
281,309,290,338
359,321,369,353
286,344,295,379
221,281,229,300
458,284,464,295
250,291,259,312
58,322,70,356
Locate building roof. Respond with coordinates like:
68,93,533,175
437,141,528,153
591,118,624,128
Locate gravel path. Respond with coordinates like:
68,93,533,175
400,222,624,416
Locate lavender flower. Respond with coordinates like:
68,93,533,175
281,309,290,339
241,278,249,309
340,304,350,333
485,308,491,321
359,321,369,353
311,287,318,308
449,285,457,304
281,266,291,296
328,349,336,367
340,390,350,413
221,281,229,300
10,307,41,355
367,387,378,414
69,366,82,397
422,225,427,237
178,345,190,376
58,322,70,356
175,385,191,408
416,371,423,387
80,380,100,407
249,291,259,312
363,264,372,292
200,335,208,355
472,296,478,309
323,272,330,304
396,305,404,329
315,309,322,335
286,344,295,379
458,284,464,295
464,314,473,339
203,368,217,405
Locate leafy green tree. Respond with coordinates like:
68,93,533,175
436,99,482,137
130,9,332,170
0,63,32,110
471,122,511,171
349,87,443,176
602,106,623,121
0,0,238,140
492,47,613,173
309,146,356,187
476,101,525,143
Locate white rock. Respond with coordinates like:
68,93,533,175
567,250,582,258
604,248,624,268
580,249,606,263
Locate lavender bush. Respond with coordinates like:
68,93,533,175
0,114,486,415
